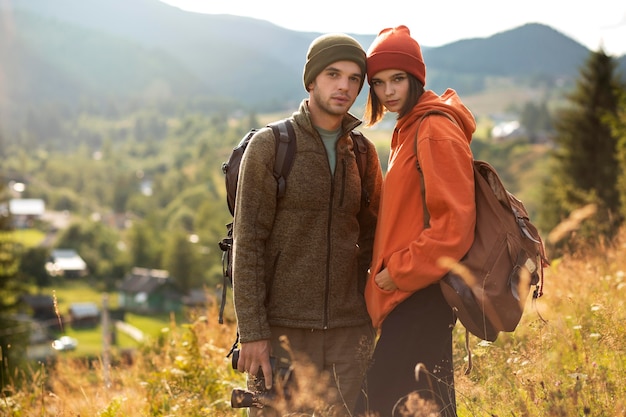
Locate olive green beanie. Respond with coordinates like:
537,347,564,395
303,33,367,92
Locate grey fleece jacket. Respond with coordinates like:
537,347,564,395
232,100,383,343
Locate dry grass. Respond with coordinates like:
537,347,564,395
2,228,626,416
452,229,626,416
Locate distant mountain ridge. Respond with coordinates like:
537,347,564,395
426,24,590,76
2,0,625,126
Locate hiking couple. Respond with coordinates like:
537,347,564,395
231,25,475,417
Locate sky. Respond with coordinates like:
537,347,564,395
159,0,626,57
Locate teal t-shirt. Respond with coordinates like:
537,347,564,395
316,126,341,175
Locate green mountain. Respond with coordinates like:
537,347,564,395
2,10,205,102
426,23,588,75
2,0,624,137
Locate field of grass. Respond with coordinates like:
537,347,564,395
3,229,626,416
28,282,178,359
49,281,120,313
12,229,46,248
50,314,179,358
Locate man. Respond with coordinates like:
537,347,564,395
232,33,383,416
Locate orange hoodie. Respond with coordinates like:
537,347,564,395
365,88,477,328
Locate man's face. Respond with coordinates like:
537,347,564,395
307,60,362,116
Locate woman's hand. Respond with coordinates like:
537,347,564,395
375,268,397,291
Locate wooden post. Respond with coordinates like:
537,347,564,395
102,293,111,388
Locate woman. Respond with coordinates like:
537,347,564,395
356,26,477,417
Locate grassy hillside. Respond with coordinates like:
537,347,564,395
3,226,625,416
23,282,176,358
12,229,46,248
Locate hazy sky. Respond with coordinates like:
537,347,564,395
160,0,626,56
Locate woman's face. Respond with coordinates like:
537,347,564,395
370,69,410,113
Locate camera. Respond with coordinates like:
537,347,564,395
230,349,293,409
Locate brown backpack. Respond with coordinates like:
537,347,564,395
415,110,549,344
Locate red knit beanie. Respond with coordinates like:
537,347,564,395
366,25,426,86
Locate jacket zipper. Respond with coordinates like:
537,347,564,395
339,158,347,207
323,171,335,329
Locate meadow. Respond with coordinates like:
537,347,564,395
3,229,626,416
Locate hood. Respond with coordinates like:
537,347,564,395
398,88,476,144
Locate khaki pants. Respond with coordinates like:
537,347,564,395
248,323,375,417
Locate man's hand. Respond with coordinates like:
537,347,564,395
237,339,273,389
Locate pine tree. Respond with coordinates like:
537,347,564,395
540,49,625,245
0,183,28,389
162,228,200,294
612,90,626,220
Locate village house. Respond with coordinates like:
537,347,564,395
118,267,183,314
7,198,45,228
68,302,100,329
46,249,88,278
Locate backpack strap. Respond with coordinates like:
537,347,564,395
351,130,368,178
414,110,459,228
351,130,370,207
269,119,297,199
269,121,367,206
218,222,233,324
